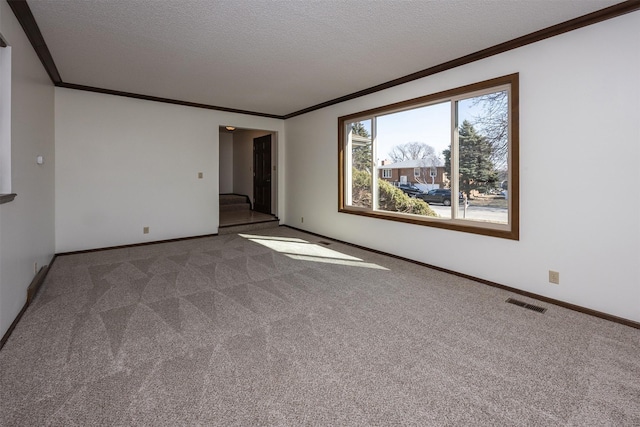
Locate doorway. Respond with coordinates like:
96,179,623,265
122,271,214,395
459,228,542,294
218,127,278,231
253,134,272,214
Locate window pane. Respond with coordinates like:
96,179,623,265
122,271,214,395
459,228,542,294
0,45,11,194
376,102,451,219
346,120,372,208
455,90,509,224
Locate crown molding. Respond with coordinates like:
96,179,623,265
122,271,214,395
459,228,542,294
283,0,640,118
7,0,61,84
56,82,283,119
9,0,640,120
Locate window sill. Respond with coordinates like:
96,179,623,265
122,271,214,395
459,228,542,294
0,193,16,204
339,207,518,240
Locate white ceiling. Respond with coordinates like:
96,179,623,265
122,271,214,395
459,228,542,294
27,0,623,117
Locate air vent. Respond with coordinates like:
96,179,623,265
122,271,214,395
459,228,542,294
506,298,547,313
318,241,331,246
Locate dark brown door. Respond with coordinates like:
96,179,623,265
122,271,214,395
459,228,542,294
253,134,272,214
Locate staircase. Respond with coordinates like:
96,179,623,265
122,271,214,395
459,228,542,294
220,194,251,212
219,194,279,234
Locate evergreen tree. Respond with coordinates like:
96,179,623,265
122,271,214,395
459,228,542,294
351,122,372,173
351,122,370,138
443,120,498,197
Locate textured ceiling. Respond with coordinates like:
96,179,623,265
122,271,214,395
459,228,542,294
27,0,623,117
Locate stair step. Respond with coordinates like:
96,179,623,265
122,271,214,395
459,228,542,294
218,219,280,235
220,195,250,205
220,203,250,212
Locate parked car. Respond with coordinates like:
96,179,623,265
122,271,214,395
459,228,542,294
416,189,464,206
397,183,424,197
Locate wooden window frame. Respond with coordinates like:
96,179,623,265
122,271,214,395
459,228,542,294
338,73,519,240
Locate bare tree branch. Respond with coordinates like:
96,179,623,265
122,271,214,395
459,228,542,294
388,142,439,163
470,91,508,169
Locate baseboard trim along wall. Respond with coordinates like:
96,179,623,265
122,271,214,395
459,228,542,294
0,263,52,351
27,262,51,304
283,225,640,330
56,233,219,256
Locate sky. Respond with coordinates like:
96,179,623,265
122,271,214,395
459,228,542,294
376,101,451,163
363,94,493,165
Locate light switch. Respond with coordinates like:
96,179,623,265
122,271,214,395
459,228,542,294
198,172,203,179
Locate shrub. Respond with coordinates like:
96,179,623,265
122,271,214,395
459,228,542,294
351,168,372,208
378,179,437,217
351,169,437,217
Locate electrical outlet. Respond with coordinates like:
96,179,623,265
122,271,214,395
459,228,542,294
198,172,203,179
301,217,304,223
549,270,560,284
143,227,150,234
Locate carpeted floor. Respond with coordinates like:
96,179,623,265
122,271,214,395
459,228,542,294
0,227,638,426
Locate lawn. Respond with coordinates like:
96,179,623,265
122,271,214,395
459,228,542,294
468,194,508,209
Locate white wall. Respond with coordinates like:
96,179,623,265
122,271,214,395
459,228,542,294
55,89,284,252
232,130,254,200
284,12,640,322
232,129,278,214
0,2,56,338
219,132,233,193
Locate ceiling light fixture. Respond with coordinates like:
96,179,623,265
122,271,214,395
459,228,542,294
225,126,236,131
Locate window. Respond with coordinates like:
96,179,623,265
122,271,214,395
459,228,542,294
338,74,519,239
0,34,13,202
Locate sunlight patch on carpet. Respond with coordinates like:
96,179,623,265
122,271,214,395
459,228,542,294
239,234,388,270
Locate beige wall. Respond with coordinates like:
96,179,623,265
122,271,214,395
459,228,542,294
55,89,284,252
219,132,233,194
0,2,56,338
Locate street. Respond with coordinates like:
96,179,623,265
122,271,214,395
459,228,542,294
428,203,508,223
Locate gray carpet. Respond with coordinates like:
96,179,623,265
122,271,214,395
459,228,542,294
1,227,638,426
